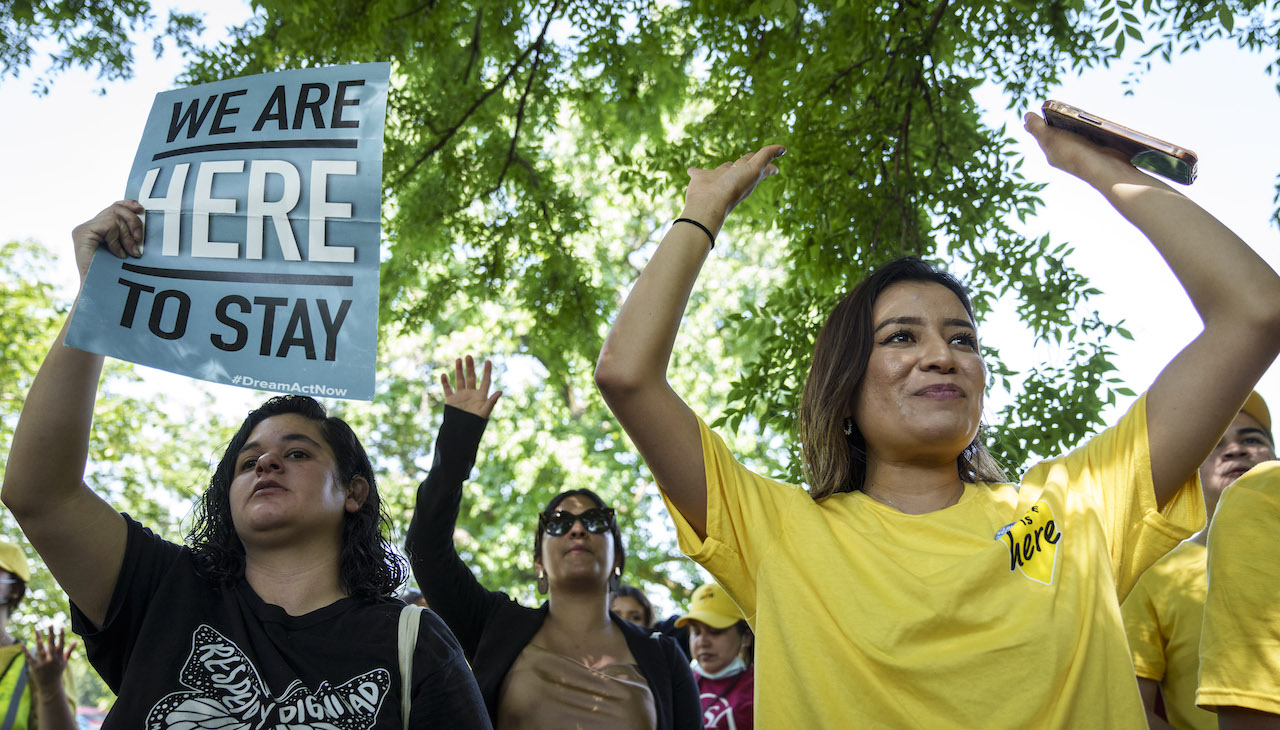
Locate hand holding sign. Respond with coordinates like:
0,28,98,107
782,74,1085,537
71,200,145,281
66,63,390,400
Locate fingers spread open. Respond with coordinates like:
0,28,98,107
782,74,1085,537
453,357,466,389
463,354,478,388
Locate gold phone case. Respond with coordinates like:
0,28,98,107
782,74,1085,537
1042,100,1198,185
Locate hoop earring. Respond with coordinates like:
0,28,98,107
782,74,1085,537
963,422,987,461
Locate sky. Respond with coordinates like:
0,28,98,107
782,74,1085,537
978,38,1280,427
2,6,1279,427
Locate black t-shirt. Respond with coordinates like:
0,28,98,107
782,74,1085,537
70,515,491,729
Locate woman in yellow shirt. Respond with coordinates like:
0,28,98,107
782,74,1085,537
595,112,1280,727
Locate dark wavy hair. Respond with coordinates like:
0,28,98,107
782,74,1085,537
611,583,655,627
797,257,1007,500
188,395,406,599
535,488,626,592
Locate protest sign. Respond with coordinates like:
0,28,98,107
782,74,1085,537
67,62,390,400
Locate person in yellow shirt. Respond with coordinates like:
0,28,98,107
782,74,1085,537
0,541,76,730
1122,392,1274,730
1197,459,1280,727
594,110,1280,727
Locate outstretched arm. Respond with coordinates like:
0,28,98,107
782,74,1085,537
1025,114,1280,506
1,201,145,628
405,356,503,655
595,146,785,539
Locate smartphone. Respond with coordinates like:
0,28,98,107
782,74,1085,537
1042,100,1198,185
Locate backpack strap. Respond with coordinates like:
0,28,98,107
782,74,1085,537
397,604,425,730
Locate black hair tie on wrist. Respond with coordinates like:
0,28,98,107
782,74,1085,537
674,217,715,249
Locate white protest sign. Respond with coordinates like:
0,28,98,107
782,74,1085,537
67,62,390,400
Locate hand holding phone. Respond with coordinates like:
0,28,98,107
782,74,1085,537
1041,100,1198,185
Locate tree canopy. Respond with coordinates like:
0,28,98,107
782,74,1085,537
3,0,1279,616
0,0,202,94
172,0,1280,467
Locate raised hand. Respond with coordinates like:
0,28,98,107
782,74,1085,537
441,355,502,419
1023,112,1138,184
681,145,787,232
24,626,75,693
71,199,145,282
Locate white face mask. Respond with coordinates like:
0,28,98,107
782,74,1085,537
692,656,747,680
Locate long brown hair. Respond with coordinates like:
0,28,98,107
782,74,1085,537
797,258,1006,500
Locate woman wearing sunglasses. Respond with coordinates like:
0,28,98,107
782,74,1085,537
405,357,701,729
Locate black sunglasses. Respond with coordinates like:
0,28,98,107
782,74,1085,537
539,507,616,537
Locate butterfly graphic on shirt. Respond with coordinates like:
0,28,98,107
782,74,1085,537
145,624,391,730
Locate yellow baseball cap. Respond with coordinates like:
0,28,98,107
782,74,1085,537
1242,391,1271,438
0,542,30,583
675,583,744,630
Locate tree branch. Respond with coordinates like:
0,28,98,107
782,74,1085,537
923,0,950,42
390,1,439,24
393,0,561,187
481,23,548,199
895,98,914,257
819,56,876,98
463,8,483,81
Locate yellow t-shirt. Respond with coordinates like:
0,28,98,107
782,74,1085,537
1120,541,1216,730
661,394,1204,729
1197,460,1280,715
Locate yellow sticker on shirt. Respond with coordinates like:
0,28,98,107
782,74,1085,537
996,500,1062,585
